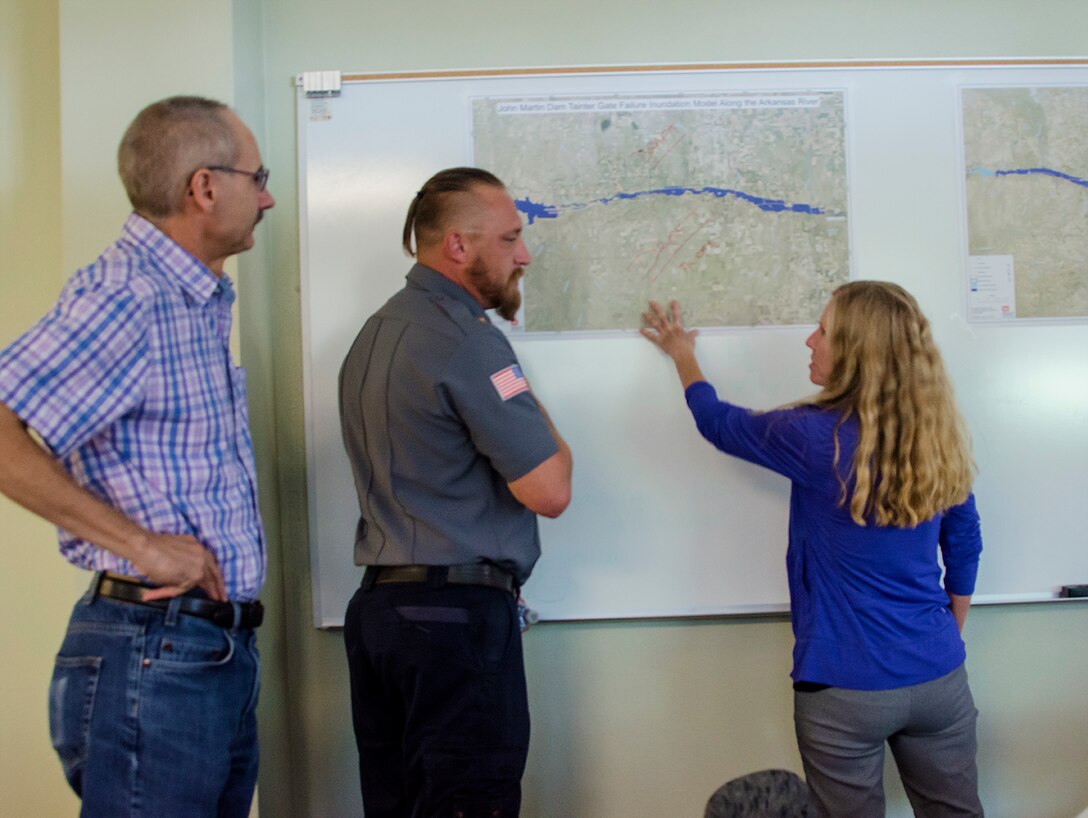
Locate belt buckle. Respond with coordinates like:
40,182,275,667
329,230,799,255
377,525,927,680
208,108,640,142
208,603,237,629
209,600,263,629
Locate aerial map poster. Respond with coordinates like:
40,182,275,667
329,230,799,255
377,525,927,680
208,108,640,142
962,86,1088,322
472,90,850,333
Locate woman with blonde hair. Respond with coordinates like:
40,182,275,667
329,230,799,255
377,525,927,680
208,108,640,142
642,281,983,817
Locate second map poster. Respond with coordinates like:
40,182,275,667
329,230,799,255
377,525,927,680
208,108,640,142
473,90,850,333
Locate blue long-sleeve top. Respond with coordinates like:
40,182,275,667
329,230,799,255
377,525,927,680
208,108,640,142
685,381,982,690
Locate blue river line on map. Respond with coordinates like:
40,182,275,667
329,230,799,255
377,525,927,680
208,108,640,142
514,185,836,226
968,166,1088,188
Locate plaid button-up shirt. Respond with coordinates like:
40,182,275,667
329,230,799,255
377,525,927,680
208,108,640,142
0,214,265,600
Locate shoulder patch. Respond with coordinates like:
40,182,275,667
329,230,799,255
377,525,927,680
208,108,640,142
489,364,530,401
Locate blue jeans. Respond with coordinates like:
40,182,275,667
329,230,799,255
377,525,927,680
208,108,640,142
344,582,529,818
49,586,261,817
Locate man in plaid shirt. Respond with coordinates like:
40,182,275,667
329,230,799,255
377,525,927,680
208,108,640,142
0,96,274,817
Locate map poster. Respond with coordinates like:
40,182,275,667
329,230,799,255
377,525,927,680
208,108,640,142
962,86,1088,322
472,91,850,333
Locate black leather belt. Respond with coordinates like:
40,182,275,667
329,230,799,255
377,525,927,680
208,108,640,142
93,574,264,629
366,564,516,595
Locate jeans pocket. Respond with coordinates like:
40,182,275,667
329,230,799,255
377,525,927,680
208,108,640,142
49,655,103,790
149,622,235,672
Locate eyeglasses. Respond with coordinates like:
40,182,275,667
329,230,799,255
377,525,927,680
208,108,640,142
207,165,271,191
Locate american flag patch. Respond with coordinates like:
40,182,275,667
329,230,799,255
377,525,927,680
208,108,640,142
489,364,529,401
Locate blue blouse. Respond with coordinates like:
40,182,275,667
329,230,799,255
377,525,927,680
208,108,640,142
685,381,982,690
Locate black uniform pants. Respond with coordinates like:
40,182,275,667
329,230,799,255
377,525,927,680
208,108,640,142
344,581,529,818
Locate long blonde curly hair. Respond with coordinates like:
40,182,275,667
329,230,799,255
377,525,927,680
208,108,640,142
809,281,975,527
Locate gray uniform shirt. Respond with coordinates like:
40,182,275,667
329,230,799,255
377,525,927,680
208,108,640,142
339,264,559,585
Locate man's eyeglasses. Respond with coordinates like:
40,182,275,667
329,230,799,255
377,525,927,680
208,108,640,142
207,165,271,191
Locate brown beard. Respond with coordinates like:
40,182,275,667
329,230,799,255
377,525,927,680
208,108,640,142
468,259,523,321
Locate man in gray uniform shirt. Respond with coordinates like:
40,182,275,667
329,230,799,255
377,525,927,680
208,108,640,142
339,167,573,817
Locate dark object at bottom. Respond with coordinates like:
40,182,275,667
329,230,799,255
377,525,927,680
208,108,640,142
705,768,817,818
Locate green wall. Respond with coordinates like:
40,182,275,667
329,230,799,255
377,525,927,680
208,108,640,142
0,4,79,817
251,2,1088,816
250,2,1088,816
2,1,1086,816
1,1,237,816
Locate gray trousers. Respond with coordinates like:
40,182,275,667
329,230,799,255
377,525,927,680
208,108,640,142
794,664,983,818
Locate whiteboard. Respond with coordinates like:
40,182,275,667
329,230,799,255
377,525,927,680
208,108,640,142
297,61,1088,627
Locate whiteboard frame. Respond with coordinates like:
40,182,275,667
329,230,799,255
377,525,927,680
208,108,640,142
297,59,1088,628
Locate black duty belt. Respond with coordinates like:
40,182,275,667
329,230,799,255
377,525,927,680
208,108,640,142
366,564,516,595
93,573,264,629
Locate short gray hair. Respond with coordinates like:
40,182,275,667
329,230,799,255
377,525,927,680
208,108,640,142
118,96,239,218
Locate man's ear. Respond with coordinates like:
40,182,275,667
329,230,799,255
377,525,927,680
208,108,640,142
186,168,218,213
442,228,470,264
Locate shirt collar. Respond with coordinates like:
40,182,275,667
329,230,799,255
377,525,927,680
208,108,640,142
121,213,233,307
406,263,486,318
